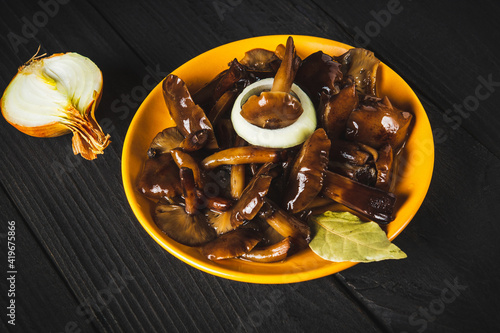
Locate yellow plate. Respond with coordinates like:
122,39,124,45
122,35,434,284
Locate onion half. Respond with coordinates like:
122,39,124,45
1,52,110,160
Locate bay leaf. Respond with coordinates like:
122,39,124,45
309,211,406,262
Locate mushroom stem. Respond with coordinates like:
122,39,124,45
180,167,198,215
321,170,396,224
202,147,286,169
171,148,203,188
271,36,296,93
263,200,311,249
240,237,291,263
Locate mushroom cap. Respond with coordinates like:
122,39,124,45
147,127,184,158
154,202,216,246
284,128,331,213
136,153,182,200
201,228,262,260
240,91,304,129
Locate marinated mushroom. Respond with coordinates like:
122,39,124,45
201,146,286,169
196,189,233,213
375,144,394,191
201,228,262,260
213,59,249,101
230,172,273,228
329,140,370,167
322,170,396,223
208,89,238,126
239,48,280,71
284,128,331,213
170,148,203,188
337,48,380,96
262,200,311,250
179,167,198,215
345,96,413,151
162,74,218,149
147,127,184,158
207,210,235,235
154,201,216,246
295,51,343,107
230,136,246,200
179,129,210,152
137,153,182,200
319,80,358,140
240,37,303,129
240,237,291,263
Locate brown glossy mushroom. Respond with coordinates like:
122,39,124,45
179,167,198,215
196,189,233,213
170,148,203,188
137,153,182,200
319,80,358,140
337,48,380,96
208,89,238,126
207,210,235,235
329,161,376,186
375,144,394,191
329,140,371,166
162,74,218,149
240,237,291,263
230,136,246,200
239,48,280,71
230,170,273,228
147,127,184,158
345,96,413,151
262,200,311,250
154,201,216,246
239,37,304,129
321,170,396,224
201,147,286,169
214,59,248,101
295,51,343,107
201,228,262,260
179,129,210,152
284,128,331,213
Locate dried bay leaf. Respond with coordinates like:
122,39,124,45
309,211,406,262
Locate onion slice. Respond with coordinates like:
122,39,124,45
1,52,110,160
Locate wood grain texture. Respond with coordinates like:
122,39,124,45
0,184,94,332
0,0,499,332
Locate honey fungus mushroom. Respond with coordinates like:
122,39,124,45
240,37,303,129
284,128,331,214
154,201,216,247
345,96,413,151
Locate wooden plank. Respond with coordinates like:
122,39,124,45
0,184,95,332
0,1,386,332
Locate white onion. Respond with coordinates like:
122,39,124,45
1,52,110,160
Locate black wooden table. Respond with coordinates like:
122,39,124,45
1,1,499,332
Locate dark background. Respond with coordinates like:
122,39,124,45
1,0,499,332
